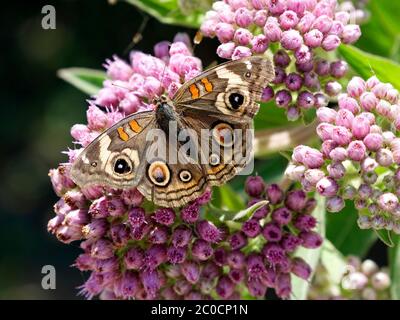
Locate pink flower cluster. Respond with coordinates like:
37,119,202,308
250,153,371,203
48,168,322,299
201,0,361,60
241,176,322,299
285,75,400,233
49,34,323,299
70,34,202,148
309,256,391,300
200,0,361,120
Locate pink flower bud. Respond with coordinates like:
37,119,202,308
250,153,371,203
197,220,222,243
235,7,253,27
181,202,200,223
342,24,362,44
171,226,192,248
281,30,303,50
191,239,213,261
262,222,283,242
363,133,383,152
141,270,162,298
347,76,366,98
322,34,341,51
254,9,268,26
154,41,171,60
316,123,334,140
124,247,144,270
216,42,236,59
297,12,316,33
181,261,200,284
279,10,299,30
167,246,187,264
91,239,114,260
104,55,133,81
153,208,175,226
215,22,236,43
304,29,323,48
291,257,312,280
272,207,292,225
234,28,253,45
352,116,370,139
251,34,269,53
299,231,323,248
378,193,399,212
328,162,346,179
376,148,394,167
330,60,348,78
325,80,342,96
232,45,252,60
275,273,292,299
347,140,367,162
216,276,235,299
264,18,282,42
316,177,339,197
326,196,345,212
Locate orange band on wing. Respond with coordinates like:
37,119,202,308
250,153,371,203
201,78,213,92
129,120,142,133
189,84,200,99
117,127,129,141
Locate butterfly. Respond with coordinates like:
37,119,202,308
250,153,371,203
70,56,275,208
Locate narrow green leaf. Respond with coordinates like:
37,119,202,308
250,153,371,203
355,1,400,61
389,235,400,299
291,195,326,300
326,201,377,257
124,0,205,28
231,200,268,222
319,240,347,285
374,229,394,247
57,68,106,95
339,45,400,90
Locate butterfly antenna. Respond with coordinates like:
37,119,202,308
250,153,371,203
123,13,150,55
111,82,131,90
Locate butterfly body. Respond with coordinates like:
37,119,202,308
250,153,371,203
70,56,275,208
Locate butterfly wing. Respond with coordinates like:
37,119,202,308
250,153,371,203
136,144,208,208
173,56,274,120
169,56,274,196
70,111,156,190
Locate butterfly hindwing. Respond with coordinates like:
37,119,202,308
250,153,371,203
70,111,155,189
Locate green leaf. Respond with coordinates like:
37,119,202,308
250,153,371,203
254,101,291,130
374,229,395,247
291,195,326,300
211,185,246,212
326,201,377,257
124,0,206,28
356,0,400,61
339,45,400,90
57,68,106,95
389,235,400,299
319,240,347,285
231,200,269,222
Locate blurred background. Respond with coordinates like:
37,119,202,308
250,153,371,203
0,0,389,299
